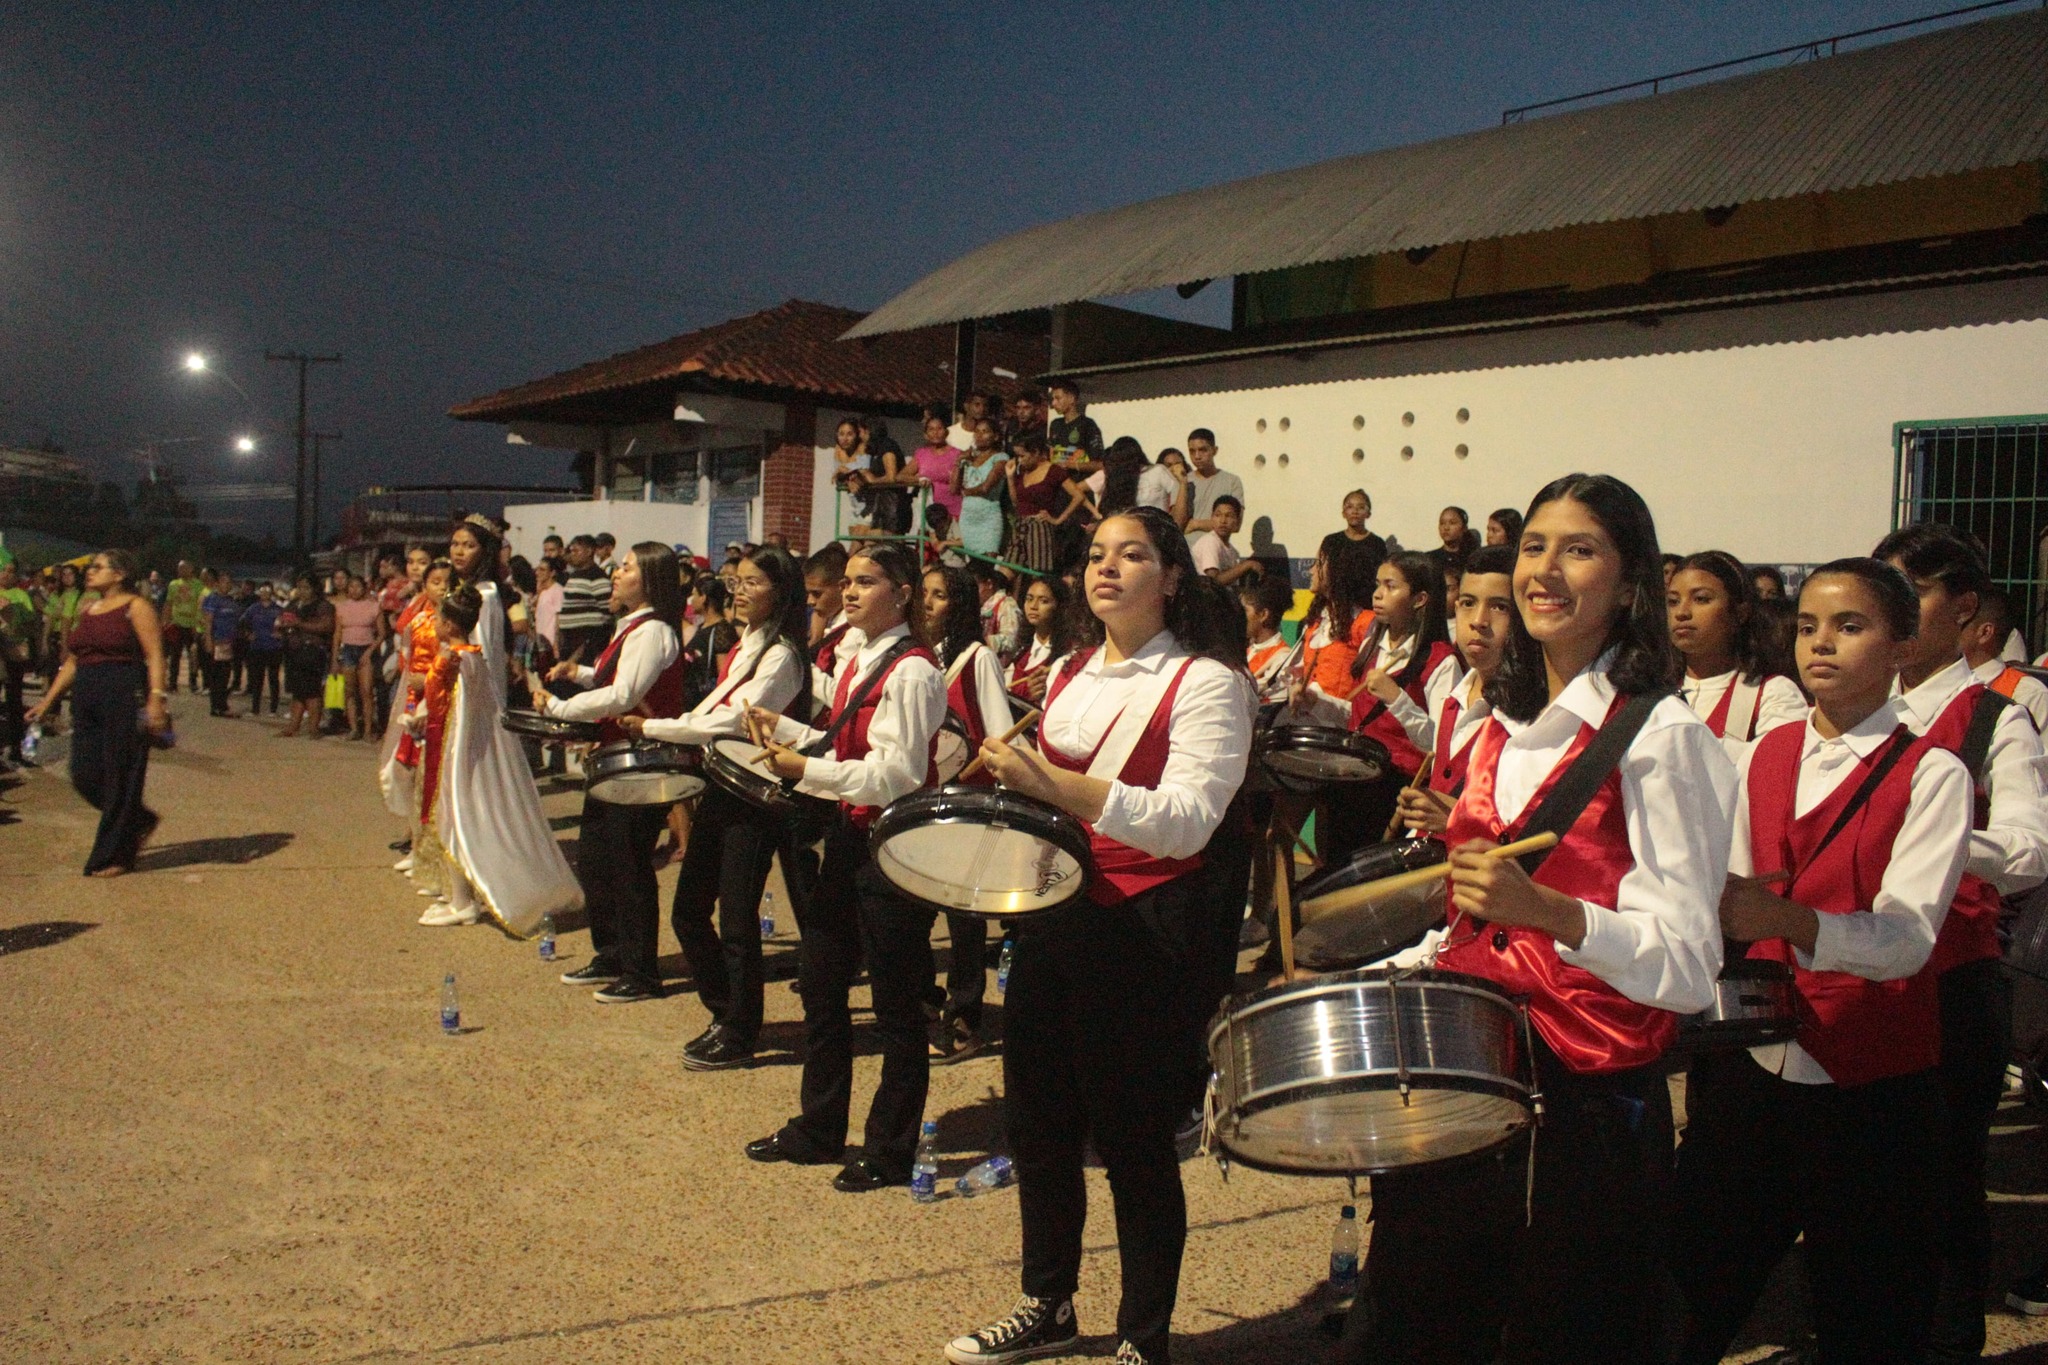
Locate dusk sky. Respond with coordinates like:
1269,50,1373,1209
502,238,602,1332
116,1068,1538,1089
0,0,1978,537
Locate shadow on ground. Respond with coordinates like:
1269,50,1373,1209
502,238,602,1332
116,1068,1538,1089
0,921,97,956
136,832,294,871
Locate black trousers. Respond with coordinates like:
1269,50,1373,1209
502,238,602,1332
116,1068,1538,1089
1006,880,1207,1362
68,662,156,874
1,653,25,759
1928,957,2014,1363
942,913,987,1029
245,649,282,712
778,817,936,1173
1671,1050,1945,1365
205,654,235,714
575,794,667,988
672,787,778,1043
1338,1043,1675,1365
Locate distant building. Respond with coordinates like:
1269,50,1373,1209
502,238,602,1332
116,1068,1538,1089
449,298,1048,561
0,443,92,516
850,10,2048,628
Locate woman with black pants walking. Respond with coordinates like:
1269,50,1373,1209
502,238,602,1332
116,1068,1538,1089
28,549,169,876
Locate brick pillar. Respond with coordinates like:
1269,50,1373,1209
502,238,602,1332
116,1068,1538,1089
761,402,818,551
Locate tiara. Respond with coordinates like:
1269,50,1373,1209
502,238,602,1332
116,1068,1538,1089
461,513,498,533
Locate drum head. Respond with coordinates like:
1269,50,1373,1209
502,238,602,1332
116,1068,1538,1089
871,786,1091,918
933,723,971,785
1259,726,1390,788
1294,879,1445,970
1217,1087,1529,1175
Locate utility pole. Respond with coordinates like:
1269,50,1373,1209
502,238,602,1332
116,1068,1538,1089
265,350,342,560
309,431,342,548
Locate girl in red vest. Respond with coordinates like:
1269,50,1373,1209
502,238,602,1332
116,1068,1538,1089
742,540,948,1195
618,546,813,1070
949,506,1251,1365
1671,557,1971,1365
1668,549,1807,757
1873,522,2048,1360
1007,575,1075,705
528,544,686,1003
1393,542,1514,840
1325,551,1461,865
922,564,1014,1063
1341,473,1737,1365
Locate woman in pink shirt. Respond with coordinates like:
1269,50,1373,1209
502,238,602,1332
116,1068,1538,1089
332,574,386,741
912,413,964,523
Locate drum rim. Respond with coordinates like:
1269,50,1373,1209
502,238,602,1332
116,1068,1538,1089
500,708,603,741
587,737,704,773
1295,837,1449,904
869,783,1094,915
1717,958,1794,984
704,735,792,804
1210,1096,1532,1178
1257,724,1392,788
1210,965,1520,1033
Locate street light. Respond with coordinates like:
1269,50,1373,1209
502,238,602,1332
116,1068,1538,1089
184,352,208,373
235,435,257,454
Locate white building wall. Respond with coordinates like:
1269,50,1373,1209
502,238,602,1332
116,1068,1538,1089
504,499,711,566
1082,276,2048,566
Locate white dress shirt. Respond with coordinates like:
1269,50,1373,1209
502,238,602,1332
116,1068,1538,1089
771,622,945,810
1972,655,2048,734
641,624,807,746
1438,667,1492,767
1680,669,1809,759
1040,630,1251,861
1363,630,1462,753
1734,700,1971,1083
1896,657,2048,895
1014,633,1056,686
543,607,680,721
1484,655,1738,1015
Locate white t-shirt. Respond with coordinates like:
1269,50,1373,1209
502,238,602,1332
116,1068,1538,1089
1191,532,1240,577
1136,463,1180,512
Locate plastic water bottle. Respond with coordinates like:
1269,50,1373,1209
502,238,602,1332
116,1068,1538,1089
440,973,461,1034
1329,1205,1361,1301
910,1120,940,1203
537,915,557,962
19,722,38,764
760,890,777,939
995,937,1015,994
954,1154,1015,1198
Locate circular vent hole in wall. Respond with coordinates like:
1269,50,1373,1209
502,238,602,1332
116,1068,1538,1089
1277,453,1290,467
1254,453,1267,467
1352,448,1365,463
1278,417,1290,432
1352,415,1365,431
1401,412,1415,427
1400,445,1415,461
1255,418,1267,433
1456,407,1470,424
1455,444,1470,459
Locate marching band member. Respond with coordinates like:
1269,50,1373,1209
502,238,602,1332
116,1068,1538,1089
806,543,858,689
1241,573,1299,706
948,507,1251,1365
1394,542,1514,837
922,564,1014,1063
617,546,812,1069
1672,557,1970,1365
1325,551,1461,865
1007,575,1074,705
742,540,948,1193
532,543,686,1000
1874,524,2048,1362
1668,549,1807,758
1285,544,1374,729
1962,586,2048,732
1341,474,1736,1365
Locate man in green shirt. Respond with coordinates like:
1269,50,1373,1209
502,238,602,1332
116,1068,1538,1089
0,555,37,766
163,560,206,693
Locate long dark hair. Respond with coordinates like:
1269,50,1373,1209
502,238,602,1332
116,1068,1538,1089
852,539,925,639
629,541,685,630
1486,473,1676,723
1022,573,1082,657
1354,551,1450,678
923,564,983,668
1097,435,1147,516
1312,540,1377,643
1673,549,1786,683
1073,506,1244,667
450,516,503,593
736,543,812,717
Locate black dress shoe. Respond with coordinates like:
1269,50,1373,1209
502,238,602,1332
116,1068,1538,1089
745,1132,837,1165
682,1026,756,1072
833,1157,906,1193
559,960,620,987
685,1023,720,1051
389,836,413,852
593,976,662,1004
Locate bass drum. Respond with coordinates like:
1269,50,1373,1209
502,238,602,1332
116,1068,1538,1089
1208,967,1533,1176
869,784,1093,918
1292,838,1449,971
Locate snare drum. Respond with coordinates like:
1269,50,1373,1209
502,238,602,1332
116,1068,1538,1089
1293,838,1449,970
1208,966,1533,1176
705,736,838,828
501,708,603,745
869,784,1092,918
933,718,972,786
586,739,705,805
1673,958,1798,1054
1259,725,1391,792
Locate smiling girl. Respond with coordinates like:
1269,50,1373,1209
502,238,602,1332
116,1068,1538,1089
1668,549,1805,755
1341,473,1736,1365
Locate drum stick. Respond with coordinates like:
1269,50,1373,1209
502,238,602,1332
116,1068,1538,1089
1299,831,1562,923
1383,755,1434,840
957,709,1042,781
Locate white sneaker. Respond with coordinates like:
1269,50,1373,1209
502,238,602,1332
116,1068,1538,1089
392,855,414,872
417,885,437,897
418,902,462,926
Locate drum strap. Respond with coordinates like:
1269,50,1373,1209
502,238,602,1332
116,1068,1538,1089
1514,691,1669,873
797,637,917,758
1960,687,2010,785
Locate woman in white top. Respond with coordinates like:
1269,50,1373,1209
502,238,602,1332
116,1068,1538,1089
1668,549,1807,758
741,540,948,1195
948,507,1251,1365
618,546,812,1068
448,516,510,708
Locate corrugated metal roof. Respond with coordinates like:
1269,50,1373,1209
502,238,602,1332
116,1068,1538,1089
846,9,2048,339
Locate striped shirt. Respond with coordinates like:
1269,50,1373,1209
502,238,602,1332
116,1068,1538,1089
556,566,612,634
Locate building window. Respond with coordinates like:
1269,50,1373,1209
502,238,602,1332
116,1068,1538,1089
650,449,701,504
1895,416,2048,645
709,444,762,498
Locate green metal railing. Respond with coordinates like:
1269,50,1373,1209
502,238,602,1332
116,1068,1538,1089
1893,414,2048,645
829,484,1036,578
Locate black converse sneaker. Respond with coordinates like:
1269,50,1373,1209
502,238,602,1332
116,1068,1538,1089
943,1296,1078,1364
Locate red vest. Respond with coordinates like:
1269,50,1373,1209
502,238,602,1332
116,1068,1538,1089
829,640,940,830
1348,638,1457,778
590,615,685,743
1436,697,1673,1074
1039,649,1201,905
813,620,853,676
1920,683,2007,974
947,647,995,789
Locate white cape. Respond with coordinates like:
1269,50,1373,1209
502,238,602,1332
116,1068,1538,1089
377,673,415,820
440,650,583,936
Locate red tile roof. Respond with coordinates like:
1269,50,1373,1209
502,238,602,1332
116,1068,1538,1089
449,298,1048,423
